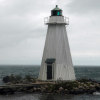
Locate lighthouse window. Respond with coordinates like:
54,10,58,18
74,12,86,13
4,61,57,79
57,11,60,16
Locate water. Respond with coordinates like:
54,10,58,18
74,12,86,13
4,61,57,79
0,65,40,85
0,65,100,100
0,65,100,84
0,94,100,100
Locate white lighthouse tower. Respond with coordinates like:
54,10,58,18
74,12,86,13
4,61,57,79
38,5,75,81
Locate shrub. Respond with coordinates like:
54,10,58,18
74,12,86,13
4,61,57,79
24,75,36,83
2,74,36,84
3,76,10,83
78,78,92,83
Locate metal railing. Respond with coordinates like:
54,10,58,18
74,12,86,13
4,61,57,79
44,17,49,24
64,17,69,25
44,17,69,25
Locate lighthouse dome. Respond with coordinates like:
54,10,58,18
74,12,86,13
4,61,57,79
51,5,62,16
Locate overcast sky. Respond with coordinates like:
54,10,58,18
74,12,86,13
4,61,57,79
0,0,100,65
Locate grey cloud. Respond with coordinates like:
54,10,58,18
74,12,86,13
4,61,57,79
0,0,47,49
0,0,52,17
67,0,100,14
0,0,100,65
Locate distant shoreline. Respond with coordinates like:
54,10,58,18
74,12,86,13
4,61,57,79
0,65,100,67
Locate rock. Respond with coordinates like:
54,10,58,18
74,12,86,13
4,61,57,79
40,87,46,92
65,89,68,91
37,88,41,92
73,87,78,90
89,84,95,88
58,87,64,94
59,87,63,91
33,87,37,91
86,88,96,94
93,91,100,95
64,89,69,94
0,88,15,95
78,85,83,89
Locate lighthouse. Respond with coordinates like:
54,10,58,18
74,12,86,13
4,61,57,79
38,5,75,81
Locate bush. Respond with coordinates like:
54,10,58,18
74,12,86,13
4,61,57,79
3,76,10,83
78,78,93,82
2,74,36,84
24,75,36,83
2,74,22,84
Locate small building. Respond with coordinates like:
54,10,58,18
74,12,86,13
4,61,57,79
38,5,76,81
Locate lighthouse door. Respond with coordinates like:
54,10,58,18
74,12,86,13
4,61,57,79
47,64,52,80
45,58,55,80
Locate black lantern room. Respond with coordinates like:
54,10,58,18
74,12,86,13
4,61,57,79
51,5,62,16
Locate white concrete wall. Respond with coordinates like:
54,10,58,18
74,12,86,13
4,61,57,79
38,16,76,81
